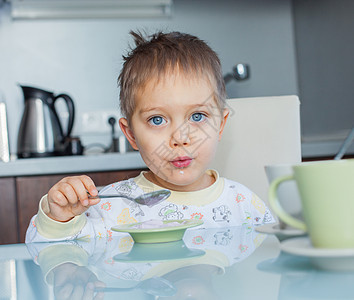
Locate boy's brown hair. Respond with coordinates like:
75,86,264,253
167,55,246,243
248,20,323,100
118,30,226,122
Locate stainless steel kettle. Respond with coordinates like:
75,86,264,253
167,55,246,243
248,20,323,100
17,85,75,158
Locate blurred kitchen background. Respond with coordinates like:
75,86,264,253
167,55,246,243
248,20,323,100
2,0,354,246
0,0,354,159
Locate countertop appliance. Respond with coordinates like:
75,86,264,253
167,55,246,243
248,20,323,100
17,85,75,158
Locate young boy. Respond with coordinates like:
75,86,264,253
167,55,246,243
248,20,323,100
26,30,275,243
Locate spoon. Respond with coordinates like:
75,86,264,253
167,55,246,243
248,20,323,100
95,276,176,297
88,189,171,207
334,127,354,160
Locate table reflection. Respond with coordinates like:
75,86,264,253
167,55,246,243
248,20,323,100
25,224,264,300
258,251,354,300
4,226,354,299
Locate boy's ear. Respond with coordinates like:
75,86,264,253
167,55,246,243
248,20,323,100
218,109,230,141
119,118,139,150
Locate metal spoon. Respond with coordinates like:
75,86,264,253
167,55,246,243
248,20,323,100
88,189,171,207
95,276,176,297
334,127,354,160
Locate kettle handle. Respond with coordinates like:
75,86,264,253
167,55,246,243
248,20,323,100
54,93,75,138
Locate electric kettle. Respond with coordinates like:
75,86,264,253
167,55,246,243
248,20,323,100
17,85,75,158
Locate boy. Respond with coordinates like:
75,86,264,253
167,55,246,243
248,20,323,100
26,30,274,242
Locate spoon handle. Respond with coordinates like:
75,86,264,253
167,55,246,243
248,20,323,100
88,194,134,200
334,127,354,160
94,287,132,293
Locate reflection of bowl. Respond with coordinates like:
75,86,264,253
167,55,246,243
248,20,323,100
114,240,205,263
111,219,203,243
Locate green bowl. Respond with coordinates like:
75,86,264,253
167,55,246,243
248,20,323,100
111,219,203,243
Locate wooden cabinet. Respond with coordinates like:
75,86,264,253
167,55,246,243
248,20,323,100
0,177,18,244
1,169,145,244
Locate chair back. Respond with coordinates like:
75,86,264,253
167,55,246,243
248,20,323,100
211,95,302,204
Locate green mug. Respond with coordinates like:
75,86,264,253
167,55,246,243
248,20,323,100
269,159,354,248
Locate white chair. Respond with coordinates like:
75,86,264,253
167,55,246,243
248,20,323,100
211,95,302,205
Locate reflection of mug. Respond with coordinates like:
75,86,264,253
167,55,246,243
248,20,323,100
258,252,354,300
269,159,354,248
265,164,302,227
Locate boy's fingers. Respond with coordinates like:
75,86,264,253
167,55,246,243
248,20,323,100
88,198,101,206
70,285,84,300
46,175,98,221
58,181,81,206
64,176,98,206
79,175,98,197
60,177,90,206
55,283,73,299
71,198,100,216
71,203,87,216
50,190,70,207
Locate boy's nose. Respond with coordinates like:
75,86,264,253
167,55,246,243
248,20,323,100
170,127,191,148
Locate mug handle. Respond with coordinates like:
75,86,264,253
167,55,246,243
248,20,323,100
268,175,307,231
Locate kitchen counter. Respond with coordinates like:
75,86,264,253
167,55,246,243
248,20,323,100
301,140,354,159
0,152,146,178
2,141,353,178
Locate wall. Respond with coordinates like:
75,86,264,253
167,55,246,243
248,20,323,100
0,0,298,154
293,0,354,142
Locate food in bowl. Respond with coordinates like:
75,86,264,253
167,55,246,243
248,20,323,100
129,219,188,229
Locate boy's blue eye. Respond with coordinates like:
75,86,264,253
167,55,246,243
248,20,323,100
190,113,205,122
148,116,166,126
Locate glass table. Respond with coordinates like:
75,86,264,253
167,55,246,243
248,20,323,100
1,225,354,300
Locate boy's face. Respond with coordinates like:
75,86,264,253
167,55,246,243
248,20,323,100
119,73,229,192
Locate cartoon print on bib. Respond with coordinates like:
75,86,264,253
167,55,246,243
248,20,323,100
118,236,134,252
121,268,143,281
117,208,137,224
159,203,184,220
212,205,231,223
104,257,115,265
263,208,274,223
239,244,248,253
106,229,113,241
129,201,145,217
251,193,266,214
235,193,245,203
115,180,138,197
242,222,253,234
253,233,267,248
190,212,203,220
214,229,233,246
242,211,252,226
192,235,205,245
101,201,112,211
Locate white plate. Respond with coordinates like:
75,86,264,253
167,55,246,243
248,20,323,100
255,223,305,241
281,237,354,257
280,237,354,271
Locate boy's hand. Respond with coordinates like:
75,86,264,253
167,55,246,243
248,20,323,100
46,175,100,222
52,263,105,300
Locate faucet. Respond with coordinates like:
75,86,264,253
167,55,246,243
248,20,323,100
224,63,250,84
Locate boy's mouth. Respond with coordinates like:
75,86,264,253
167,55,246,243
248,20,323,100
170,156,192,168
